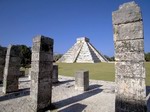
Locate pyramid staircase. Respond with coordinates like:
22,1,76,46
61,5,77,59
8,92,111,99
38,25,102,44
57,37,108,63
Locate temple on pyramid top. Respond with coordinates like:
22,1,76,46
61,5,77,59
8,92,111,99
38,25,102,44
77,37,89,43
57,37,108,63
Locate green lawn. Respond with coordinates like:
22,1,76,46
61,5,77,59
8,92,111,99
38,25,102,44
57,62,150,86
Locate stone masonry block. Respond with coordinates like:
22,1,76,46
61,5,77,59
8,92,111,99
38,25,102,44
8,56,21,64
0,66,4,82
31,52,53,62
3,67,21,76
30,71,52,84
33,35,53,45
38,81,52,104
0,46,7,56
112,1,142,25
30,70,52,110
6,45,20,57
32,43,53,54
53,65,58,83
0,57,5,65
3,75,19,93
30,35,53,111
31,61,53,73
115,62,145,78
28,68,31,80
32,35,53,53
115,39,144,53
115,52,144,61
3,45,21,94
115,76,146,100
30,80,38,100
113,2,146,111
113,21,143,41
75,70,89,91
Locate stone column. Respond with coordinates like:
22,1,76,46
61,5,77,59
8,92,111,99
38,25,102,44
30,35,53,111
112,2,147,112
75,70,89,91
3,45,21,94
28,68,31,80
53,65,58,83
0,46,6,83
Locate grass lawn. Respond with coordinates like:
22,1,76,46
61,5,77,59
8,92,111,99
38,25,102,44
57,62,150,86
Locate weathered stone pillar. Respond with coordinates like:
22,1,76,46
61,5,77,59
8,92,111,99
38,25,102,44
112,2,147,112
0,46,6,83
53,65,58,83
30,35,53,111
75,70,89,91
28,68,31,80
3,45,21,94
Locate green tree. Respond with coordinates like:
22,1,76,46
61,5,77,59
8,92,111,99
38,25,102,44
110,56,115,61
145,52,150,62
104,55,111,61
104,55,115,61
17,45,31,67
53,54,63,62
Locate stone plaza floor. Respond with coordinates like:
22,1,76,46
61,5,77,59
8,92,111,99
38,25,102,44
0,76,149,112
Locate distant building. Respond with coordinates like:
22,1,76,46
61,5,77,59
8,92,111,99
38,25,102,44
57,37,108,63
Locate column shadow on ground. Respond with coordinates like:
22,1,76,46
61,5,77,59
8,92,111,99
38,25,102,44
53,80,74,86
0,83,2,87
58,103,87,112
88,84,102,90
0,88,30,102
52,84,102,110
146,86,150,112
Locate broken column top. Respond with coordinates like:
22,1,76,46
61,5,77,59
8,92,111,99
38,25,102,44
32,35,53,53
112,1,142,25
6,45,20,57
33,35,53,45
77,37,89,43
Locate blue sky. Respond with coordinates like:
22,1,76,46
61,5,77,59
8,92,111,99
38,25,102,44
0,0,150,56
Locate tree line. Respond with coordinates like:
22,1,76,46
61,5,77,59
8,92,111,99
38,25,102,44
0,45,31,67
1,45,150,67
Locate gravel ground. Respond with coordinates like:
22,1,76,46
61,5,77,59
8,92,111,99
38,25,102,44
0,76,149,112
52,76,115,112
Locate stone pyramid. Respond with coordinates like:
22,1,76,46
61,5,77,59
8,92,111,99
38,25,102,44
57,37,108,63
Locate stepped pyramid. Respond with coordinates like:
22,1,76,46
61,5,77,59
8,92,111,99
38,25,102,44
57,37,108,63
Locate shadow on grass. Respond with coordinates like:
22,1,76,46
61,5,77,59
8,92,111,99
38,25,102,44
0,88,30,102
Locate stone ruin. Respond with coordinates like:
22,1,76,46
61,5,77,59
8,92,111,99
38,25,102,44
112,1,147,111
30,35,53,111
0,46,6,83
75,70,89,91
3,45,21,94
0,1,148,112
52,64,59,83
58,37,108,63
